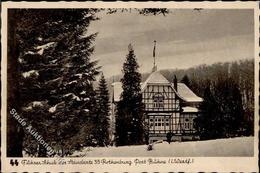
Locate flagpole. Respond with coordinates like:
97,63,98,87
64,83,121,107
153,40,156,69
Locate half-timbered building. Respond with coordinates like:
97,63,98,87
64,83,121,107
111,70,203,143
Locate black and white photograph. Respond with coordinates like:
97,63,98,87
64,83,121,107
1,2,259,172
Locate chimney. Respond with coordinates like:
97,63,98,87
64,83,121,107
173,75,178,92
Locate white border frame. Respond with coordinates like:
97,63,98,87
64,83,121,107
1,2,259,172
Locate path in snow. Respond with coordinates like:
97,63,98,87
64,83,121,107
72,137,254,157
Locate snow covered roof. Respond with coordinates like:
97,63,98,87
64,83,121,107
182,106,199,113
112,72,203,103
141,71,170,90
176,83,203,102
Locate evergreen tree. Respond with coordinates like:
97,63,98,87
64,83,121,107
214,78,244,137
195,84,220,140
95,73,110,146
9,9,100,157
7,10,25,157
116,44,144,146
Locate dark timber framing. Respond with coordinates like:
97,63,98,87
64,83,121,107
143,84,198,140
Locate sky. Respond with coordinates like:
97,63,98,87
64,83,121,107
88,9,254,78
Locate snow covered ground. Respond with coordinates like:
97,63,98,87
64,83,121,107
71,137,254,157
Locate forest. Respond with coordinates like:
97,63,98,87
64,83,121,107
161,59,254,139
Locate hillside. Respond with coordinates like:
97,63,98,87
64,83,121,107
106,59,254,115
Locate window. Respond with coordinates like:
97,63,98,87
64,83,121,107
184,122,189,129
184,118,189,129
183,117,195,132
148,116,171,132
153,93,164,108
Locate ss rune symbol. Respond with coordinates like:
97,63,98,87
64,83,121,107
10,159,19,166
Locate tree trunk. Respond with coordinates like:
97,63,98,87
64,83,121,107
7,9,24,157
38,144,47,157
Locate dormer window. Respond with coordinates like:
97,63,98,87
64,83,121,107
153,93,164,108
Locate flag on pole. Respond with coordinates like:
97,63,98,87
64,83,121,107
153,40,156,57
152,40,157,72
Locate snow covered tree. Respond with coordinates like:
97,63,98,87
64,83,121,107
9,9,100,157
116,44,144,146
95,73,110,146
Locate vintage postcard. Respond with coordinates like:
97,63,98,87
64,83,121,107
1,2,259,172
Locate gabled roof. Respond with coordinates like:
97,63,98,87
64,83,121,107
141,71,171,91
111,71,203,103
